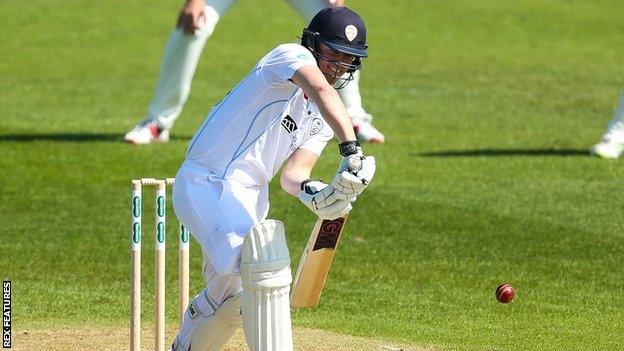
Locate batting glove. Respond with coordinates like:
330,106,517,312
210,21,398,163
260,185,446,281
337,140,364,173
333,141,376,198
298,179,353,220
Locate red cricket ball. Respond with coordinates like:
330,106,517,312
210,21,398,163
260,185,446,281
496,284,515,303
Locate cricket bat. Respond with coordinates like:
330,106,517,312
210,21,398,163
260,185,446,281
290,215,349,308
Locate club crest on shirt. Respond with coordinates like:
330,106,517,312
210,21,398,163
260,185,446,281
310,118,323,136
281,115,298,133
289,135,298,151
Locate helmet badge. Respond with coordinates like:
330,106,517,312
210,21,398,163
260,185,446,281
345,25,358,42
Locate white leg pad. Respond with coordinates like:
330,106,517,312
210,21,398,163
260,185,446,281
241,220,293,351
172,289,242,351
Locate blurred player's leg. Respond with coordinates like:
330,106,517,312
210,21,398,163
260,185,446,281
241,220,293,351
287,0,385,144
125,0,235,144
591,91,624,158
337,70,385,143
285,0,330,23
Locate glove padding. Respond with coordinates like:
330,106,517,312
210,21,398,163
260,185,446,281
299,180,353,220
331,155,376,199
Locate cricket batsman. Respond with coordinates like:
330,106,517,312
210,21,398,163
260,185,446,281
170,6,376,351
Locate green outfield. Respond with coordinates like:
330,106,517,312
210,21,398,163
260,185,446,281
1,0,623,350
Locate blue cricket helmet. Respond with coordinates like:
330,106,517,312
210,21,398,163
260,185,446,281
301,7,369,74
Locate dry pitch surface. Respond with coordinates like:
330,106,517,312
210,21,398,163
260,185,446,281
13,326,432,351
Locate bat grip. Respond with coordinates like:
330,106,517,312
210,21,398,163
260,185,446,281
346,155,362,173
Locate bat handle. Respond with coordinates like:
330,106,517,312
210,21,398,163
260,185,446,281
346,155,362,173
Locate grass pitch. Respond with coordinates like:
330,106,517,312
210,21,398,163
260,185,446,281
1,0,624,350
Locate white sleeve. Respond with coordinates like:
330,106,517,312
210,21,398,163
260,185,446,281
260,44,317,85
298,117,334,156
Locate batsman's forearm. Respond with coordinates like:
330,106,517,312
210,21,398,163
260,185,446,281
281,176,306,197
280,162,312,197
309,86,356,142
292,66,356,142
281,148,320,196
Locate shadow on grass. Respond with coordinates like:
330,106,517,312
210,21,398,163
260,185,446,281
0,133,190,142
413,148,589,157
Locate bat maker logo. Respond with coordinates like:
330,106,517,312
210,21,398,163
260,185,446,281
313,218,345,251
281,115,298,133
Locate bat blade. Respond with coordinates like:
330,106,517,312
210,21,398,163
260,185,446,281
290,216,348,308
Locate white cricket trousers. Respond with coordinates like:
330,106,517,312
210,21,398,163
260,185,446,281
172,161,269,304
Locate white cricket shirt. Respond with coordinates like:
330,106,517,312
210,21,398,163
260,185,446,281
185,43,334,186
